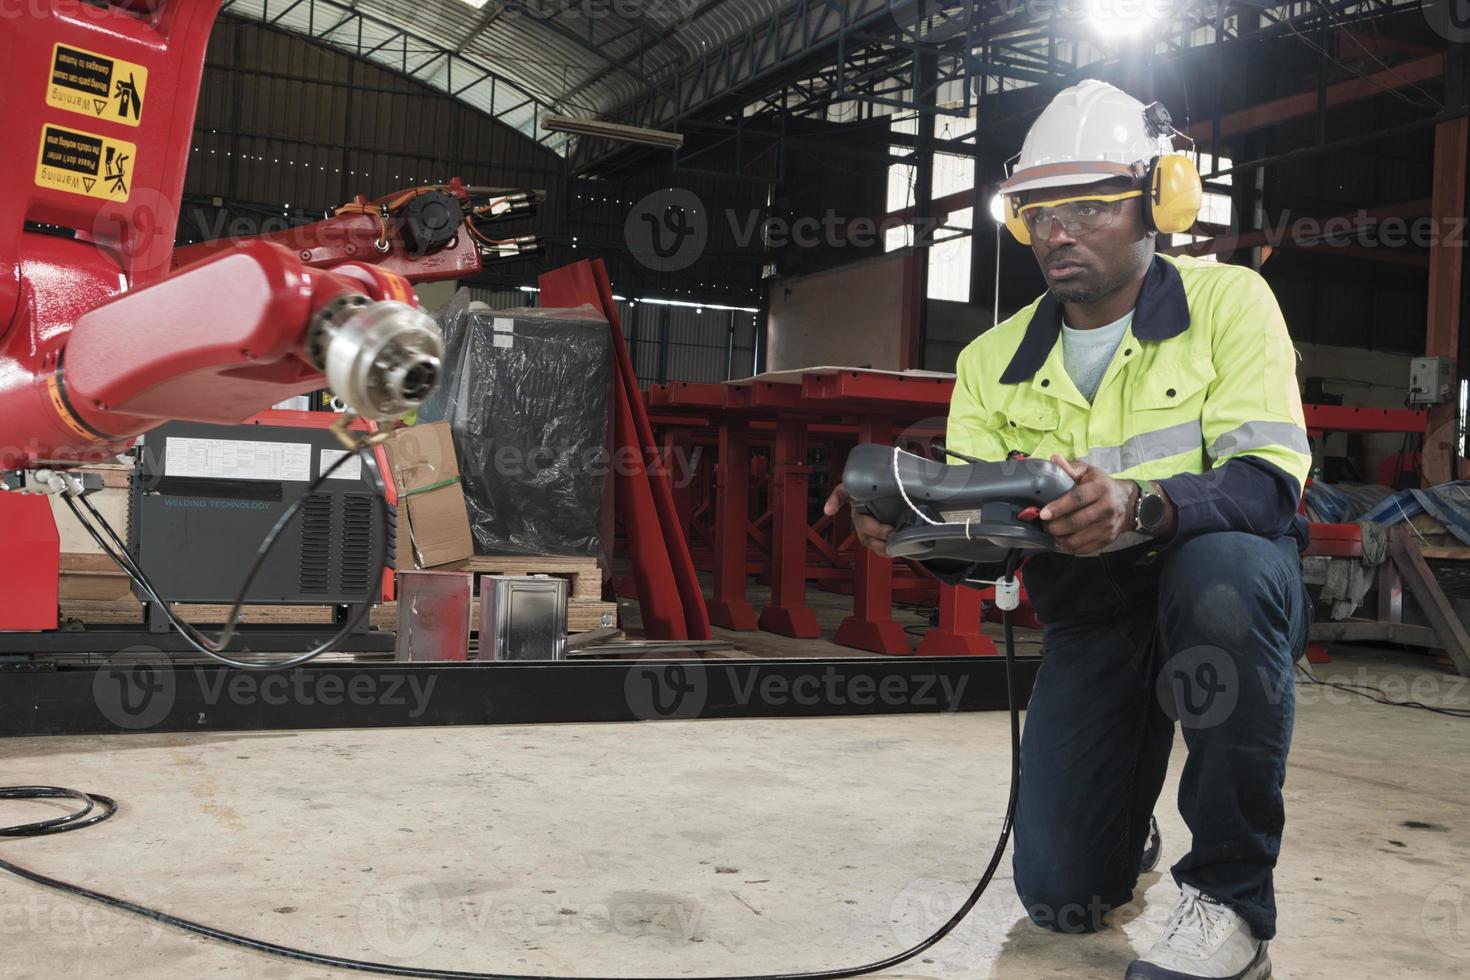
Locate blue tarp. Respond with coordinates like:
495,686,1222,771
1358,481,1470,546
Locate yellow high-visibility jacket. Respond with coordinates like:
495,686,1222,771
946,254,1310,596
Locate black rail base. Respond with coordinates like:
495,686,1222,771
0,627,396,655
0,657,1039,737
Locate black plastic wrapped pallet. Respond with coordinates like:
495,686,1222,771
418,289,612,557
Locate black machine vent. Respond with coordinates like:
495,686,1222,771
340,494,374,594
299,493,333,595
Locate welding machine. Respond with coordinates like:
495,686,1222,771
127,415,395,642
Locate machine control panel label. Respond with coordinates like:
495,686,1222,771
320,449,363,481
34,124,135,201
166,437,312,483
47,44,148,126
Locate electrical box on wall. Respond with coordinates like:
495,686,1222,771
1409,357,1453,405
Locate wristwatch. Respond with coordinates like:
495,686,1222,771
1132,480,1169,536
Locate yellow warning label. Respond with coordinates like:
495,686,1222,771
34,124,135,202
47,43,148,127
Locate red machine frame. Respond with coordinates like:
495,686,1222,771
643,378,1441,658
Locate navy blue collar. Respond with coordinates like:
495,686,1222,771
999,255,1192,384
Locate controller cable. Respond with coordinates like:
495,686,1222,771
2,464,1026,979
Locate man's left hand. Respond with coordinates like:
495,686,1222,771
1037,455,1138,555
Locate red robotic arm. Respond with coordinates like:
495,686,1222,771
172,178,542,281
0,0,543,471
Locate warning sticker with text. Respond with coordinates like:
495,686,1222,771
35,125,135,201
47,43,148,126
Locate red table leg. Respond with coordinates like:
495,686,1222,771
916,583,998,656
835,416,910,654
758,419,820,638
663,426,694,533
709,419,757,630
827,441,852,551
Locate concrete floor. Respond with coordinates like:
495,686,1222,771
2,646,1468,978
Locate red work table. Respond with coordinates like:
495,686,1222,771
646,370,1002,656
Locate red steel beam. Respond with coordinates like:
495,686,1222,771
1303,405,1427,435
1185,54,1444,144
1424,117,1469,485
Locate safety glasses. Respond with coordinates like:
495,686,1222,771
1018,189,1142,239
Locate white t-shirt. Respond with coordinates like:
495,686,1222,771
1062,311,1133,403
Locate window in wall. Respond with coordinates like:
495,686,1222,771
886,116,918,252
886,110,978,301
928,112,977,302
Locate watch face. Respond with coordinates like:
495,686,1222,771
1139,493,1167,532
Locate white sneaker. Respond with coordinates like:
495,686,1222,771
1124,884,1271,980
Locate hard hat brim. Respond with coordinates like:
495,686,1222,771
999,161,1141,197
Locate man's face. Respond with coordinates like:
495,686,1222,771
1018,178,1154,304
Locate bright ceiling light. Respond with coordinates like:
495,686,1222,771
988,193,1007,226
1086,0,1160,39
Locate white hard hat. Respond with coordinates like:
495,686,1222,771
1000,80,1176,197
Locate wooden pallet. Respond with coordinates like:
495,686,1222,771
375,598,618,633
56,553,614,633
1406,514,1470,560
450,554,603,601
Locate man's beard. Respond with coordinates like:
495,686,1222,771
1050,280,1105,304
1048,238,1154,305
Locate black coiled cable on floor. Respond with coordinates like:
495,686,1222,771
0,554,1026,980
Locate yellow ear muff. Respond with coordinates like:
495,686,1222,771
1004,194,1032,246
1146,154,1203,235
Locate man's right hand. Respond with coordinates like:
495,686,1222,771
823,483,894,557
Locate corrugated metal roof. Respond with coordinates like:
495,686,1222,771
224,0,796,154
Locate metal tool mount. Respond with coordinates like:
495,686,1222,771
306,295,444,421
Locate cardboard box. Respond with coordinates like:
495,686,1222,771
382,422,475,570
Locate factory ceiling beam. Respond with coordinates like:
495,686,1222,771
572,0,897,172
1185,52,1446,144
221,1,567,148
496,1,660,93
453,4,504,55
